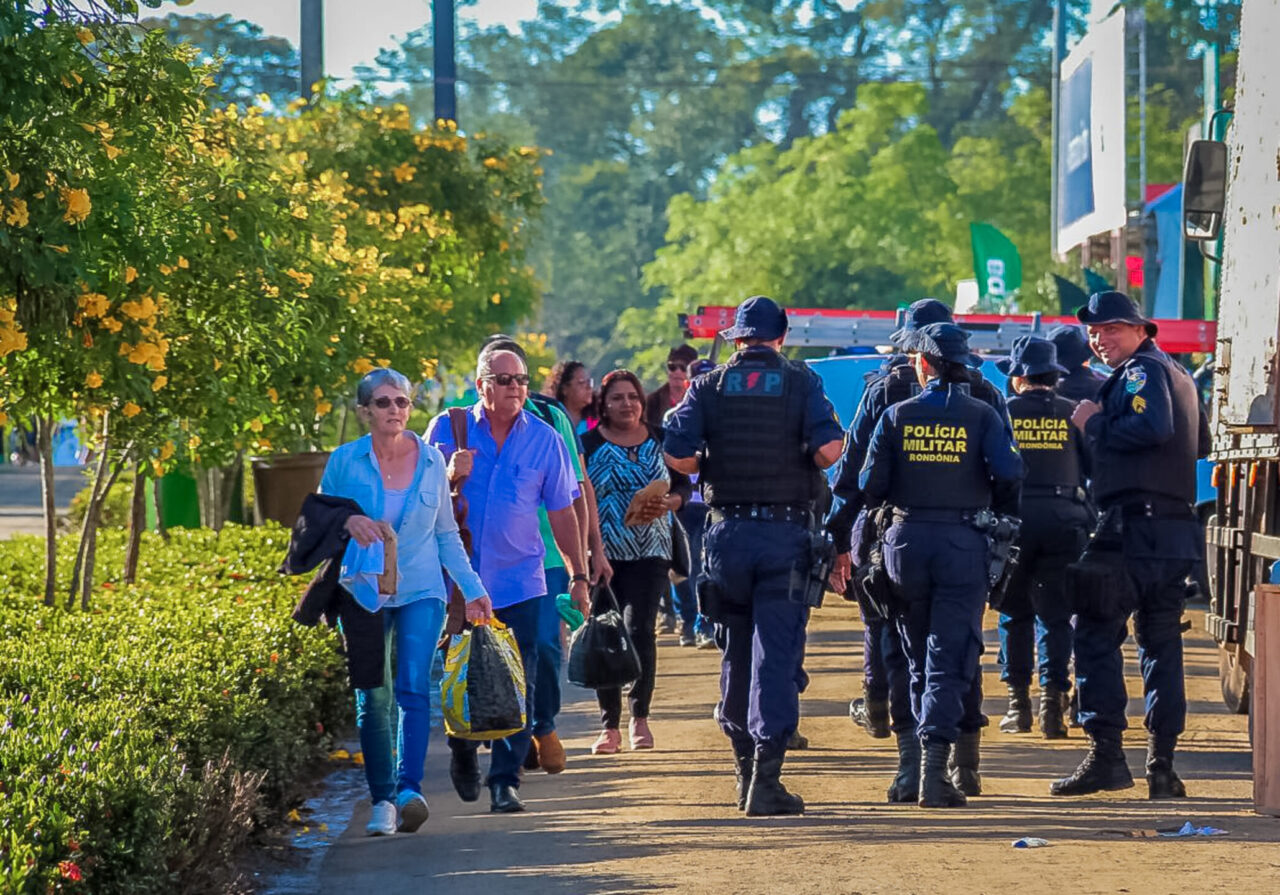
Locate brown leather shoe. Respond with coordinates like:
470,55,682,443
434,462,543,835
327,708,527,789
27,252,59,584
533,731,566,774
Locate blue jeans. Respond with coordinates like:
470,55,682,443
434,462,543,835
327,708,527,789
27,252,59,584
673,504,713,637
531,566,569,736
354,597,446,804
997,612,1073,690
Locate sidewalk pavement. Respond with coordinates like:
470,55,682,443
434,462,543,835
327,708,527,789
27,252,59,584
304,605,1269,895
0,464,82,539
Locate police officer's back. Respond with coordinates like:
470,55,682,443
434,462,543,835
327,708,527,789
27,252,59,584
1051,292,1209,800
994,336,1091,738
860,323,1022,808
664,295,843,817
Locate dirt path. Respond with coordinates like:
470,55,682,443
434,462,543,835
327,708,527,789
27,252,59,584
312,606,1278,894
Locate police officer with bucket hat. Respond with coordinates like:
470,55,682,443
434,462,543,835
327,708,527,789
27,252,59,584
664,296,844,816
1050,292,1209,799
859,322,1023,807
994,336,1090,739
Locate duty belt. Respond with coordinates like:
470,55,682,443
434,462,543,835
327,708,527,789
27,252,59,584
1023,485,1088,503
1112,495,1195,520
708,503,812,525
889,507,982,524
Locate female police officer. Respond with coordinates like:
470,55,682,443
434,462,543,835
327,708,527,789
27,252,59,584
859,322,1023,807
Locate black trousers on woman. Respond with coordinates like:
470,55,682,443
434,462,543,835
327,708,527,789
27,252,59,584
597,556,670,728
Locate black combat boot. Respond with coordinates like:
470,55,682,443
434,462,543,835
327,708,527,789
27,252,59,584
948,730,982,796
732,740,754,811
919,737,967,808
1146,734,1188,799
850,695,892,739
886,732,921,803
1039,686,1069,740
999,684,1033,733
745,745,804,817
1049,730,1134,796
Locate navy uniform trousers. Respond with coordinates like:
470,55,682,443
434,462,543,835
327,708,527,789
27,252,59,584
704,517,810,753
996,498,1090,691
1076,514,1198,739
884,519,989,743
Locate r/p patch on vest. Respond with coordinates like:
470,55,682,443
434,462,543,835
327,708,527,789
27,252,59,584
1125,367,1148,394
723,369,784,397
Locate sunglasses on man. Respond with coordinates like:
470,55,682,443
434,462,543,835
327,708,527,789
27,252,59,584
369,396,412,409
484,373,531,387
667,362,688,372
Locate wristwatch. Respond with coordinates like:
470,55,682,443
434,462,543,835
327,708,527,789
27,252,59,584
571,573,589,584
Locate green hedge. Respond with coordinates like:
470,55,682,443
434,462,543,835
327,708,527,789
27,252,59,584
0,526,352,894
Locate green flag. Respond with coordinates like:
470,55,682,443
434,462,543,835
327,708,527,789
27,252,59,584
970,223,1022,311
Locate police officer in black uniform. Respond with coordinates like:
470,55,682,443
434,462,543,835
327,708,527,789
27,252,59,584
859,322,1023,807
1050,292,1209,799
664,296,844,817
829,300,1012,801
994,336,1091,739
1049,324,1109,402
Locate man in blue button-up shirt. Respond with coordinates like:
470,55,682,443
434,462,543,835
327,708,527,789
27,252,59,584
425,348,589,814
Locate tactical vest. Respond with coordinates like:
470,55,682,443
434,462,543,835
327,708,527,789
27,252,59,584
886,387,994,510
880,362,921,407
1092,344,1201,506
1007,390,1082,490
701,349,820,506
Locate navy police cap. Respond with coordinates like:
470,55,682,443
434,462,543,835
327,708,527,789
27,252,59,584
1076,291,1158,338
913,322,977,367
720,295,789,342
996,335,1069,378
889,298,953,349
1047,324,1093,370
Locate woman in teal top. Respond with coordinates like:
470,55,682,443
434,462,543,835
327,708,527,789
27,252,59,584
320,368,491,837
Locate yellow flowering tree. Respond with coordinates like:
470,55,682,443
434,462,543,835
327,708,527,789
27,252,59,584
0,2,206,605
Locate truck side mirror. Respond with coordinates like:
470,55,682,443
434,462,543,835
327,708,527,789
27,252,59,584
1182,139,1227,241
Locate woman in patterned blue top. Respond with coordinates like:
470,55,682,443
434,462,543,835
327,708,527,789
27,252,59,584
582,370,691,754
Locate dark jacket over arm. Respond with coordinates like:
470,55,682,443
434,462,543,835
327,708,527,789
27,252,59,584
283,493,386,690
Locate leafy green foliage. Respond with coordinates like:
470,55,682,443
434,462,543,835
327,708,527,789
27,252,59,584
0,525,350,894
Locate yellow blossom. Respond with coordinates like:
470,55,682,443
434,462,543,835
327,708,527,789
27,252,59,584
491,293,502,305
48,244,69,253
177,256,188,269
158,264,173,276
188,435,201,450
315,399,332,416
266,387,278,404
249,419,263,433
100,316,122,333
152,376,168,392
285,269,314,289
85,371,103,388
124,266,138,284
391,162,416,183
5,198,28,228
75,27,93,46
483,157,500,169
121,402,141,418
78,293,109,318
0,411,7,426
291,205,309,220
223,227,238,240
3,171,18,190
351,358,375,375
61,187,91,224
159,441,175,461
104,143,123,161
119,296,158,322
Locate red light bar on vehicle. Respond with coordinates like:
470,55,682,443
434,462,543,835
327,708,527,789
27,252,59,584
679,307,1217,355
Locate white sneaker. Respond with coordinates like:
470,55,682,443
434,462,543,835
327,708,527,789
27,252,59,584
396,790,430,833
366,800,397,836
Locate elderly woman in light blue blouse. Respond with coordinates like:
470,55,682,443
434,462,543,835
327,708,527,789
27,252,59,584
319,368,492,837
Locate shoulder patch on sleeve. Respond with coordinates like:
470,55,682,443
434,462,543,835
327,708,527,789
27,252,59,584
1124,366,1148,394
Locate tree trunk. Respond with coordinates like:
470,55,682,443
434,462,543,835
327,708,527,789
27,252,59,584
123,459,146,584
68,416,112,603
78,452,128,611
214,452,245,531
37,416,57,607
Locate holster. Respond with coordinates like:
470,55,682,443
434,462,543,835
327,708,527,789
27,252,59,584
1066,507,1138,619
851,505,900,619
697,575,748,624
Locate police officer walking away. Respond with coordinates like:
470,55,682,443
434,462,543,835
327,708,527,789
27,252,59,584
664,296,844,816
859,323,1023,807
1051,292,1209,799
994,336,1090,738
